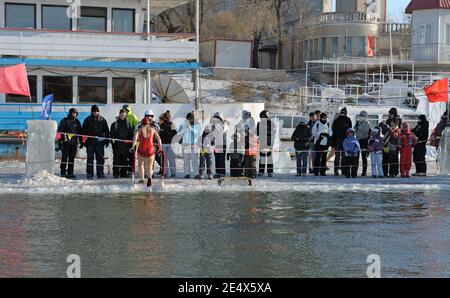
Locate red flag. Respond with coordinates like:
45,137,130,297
0,64,31,97
367,36,375,57
424,78,449,103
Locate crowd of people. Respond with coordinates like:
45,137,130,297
57,104,448,182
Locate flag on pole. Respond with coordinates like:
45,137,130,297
41,94,54,120
0,64,31,97
423,78,449,103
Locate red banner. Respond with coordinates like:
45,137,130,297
0,64,31,97
368,36,375,57
424,78,449,103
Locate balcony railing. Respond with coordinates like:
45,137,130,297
412,43,450,62
302,12,378,27
378,23,411,34
0,28,197,60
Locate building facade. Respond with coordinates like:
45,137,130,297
0,0,198,105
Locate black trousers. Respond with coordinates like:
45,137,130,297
60,143,77,176
413,143,427,174
230,158,243,177
86,142,105,177
359,139,368,175
314,144,328,175
258,150,274,174
342,156,359,178
113,151,129,177
383,149,399,177
214,152,226,176
243,156,257,178
334,139,344,173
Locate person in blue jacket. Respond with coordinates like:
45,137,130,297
342,128,361,178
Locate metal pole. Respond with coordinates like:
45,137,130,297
194,0,201,110
147,0,152,104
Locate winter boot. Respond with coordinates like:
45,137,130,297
184,175,190,179
147,178,152,187
207,174,213,180
195,175,203,180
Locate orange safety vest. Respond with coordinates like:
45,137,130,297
137,126,155,157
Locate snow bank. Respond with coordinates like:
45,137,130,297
1,172,449,195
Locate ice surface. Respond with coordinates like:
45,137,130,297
439,127,450,175
26,120,57,177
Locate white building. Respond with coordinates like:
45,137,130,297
406,0,450,69
0,0,199,105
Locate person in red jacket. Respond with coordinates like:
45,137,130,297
398,122,418,178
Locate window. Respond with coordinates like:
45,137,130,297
113,78,135,103
78,77,107,103
446,24,450,45
43,76,73,103
366,115,379,128
418,24,431,44
358,36,366,57
42,5,71,30
308,40,314,60
112,9,135,32
314,39,319,59
6,76,37,103
5,3,36,29
303,41,308,61
346,36,353,56
78,7,107,31
403,115,419,129
320,37,327,58
331,37,338,58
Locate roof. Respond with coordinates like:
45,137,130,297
405,0,450,14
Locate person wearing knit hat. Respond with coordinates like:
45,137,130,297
331,107,352,176
399,122,418,178
412,115,429,176
82,105,110,179
354,110,371,176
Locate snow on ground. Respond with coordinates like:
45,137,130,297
0,159,448,195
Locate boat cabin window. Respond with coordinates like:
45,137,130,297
366,115,379,128
78,7,107,32
402,115,419,129
5,3,36,29
113,78,136,103
78,77,107,104
42,5,71,30
43,76,73,103
6,76,37,103
112,9,135,33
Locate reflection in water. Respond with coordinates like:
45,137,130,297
0,190,449,277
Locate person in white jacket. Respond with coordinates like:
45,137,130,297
311,113,333,176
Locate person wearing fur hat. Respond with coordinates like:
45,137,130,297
291,116,312,176
398,122,418,178
331,107,353,176
368,127,384,178
411,115,429,176
58,108,82,179
342,128,361,178
81,105,110,179
354,110,371,176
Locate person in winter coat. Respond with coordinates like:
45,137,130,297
210,112,228,178
307,112,317,173
430,111,448,149
227,133,244,177
399,122,418,178
368,127,384,178
122,104,140,174
331,107,353,176
386,107,402,128
131,118,162,187
178,112,200,178
196,125,215,180
312,113,333,176
243,125,259,179
354,110,371,176
159,111,178,177
81,105,110,179
380,119,401,178
110,109,133,179
58,108,82,179
257,110,276,177
411,115,429,176
291,117,312,176
342,128,361,178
